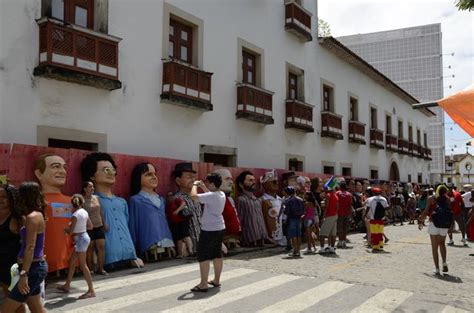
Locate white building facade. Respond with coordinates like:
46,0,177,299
0,0,433,182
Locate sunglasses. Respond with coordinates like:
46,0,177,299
101,167,117,175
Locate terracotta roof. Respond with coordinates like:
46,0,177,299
318,37,435,117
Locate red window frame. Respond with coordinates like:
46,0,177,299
288,73,298,100
349,97,358,121
63,0,95,29
242,51,256,86
169,19,193,64
386,115,392,135
370,107,377,129
323,85,332,112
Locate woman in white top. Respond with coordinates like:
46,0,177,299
57,194,95,299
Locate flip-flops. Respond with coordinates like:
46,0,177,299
191,285,208,292
208,281,221,288
56,285,70,293
78,292,96,299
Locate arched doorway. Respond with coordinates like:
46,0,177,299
389,162,400,181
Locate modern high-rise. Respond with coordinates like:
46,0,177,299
339,24,445,183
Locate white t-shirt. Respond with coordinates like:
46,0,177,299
462,191,472,208
72,208,89,233
366,195,389,220
197,191,226,231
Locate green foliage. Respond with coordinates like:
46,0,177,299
318,19,332,37
455,0,474,11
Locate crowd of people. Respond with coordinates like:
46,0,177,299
1,152,474,311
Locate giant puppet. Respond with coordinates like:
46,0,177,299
128,162,174,258
80,153,143,268
212,168,241,247
34,154,72,273
260,169,286,246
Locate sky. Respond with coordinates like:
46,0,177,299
318,0,474,157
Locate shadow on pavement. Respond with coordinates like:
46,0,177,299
423,273,463,283
177,287,220,301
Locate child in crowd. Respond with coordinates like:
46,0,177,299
282,186,305,257
166,192,193,258
303,194,317,254
57,194,95,299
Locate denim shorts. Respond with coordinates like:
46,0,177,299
9,260,48,303
74,232,91,252
287,218,302,239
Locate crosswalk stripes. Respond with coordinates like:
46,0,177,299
162,274,300,313
256,281,353,313
350,288,413,313
63,268,257,313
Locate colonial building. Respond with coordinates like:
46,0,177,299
0,0,434,182
443,153,474,188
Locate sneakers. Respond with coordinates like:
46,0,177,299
433,268,441,275
319,247,329,254
448,240,454,246
462,239,469,247
328,247,336,254
442,263,448,273
336,241,344,248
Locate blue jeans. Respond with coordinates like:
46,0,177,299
9,260,48,303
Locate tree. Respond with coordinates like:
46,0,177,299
455,0,474,11
318,19,331,37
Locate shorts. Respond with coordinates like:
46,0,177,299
449,214,466,233
287,218,302,239
171,220,190,241
197,230,225,262
428,222,448,237
337,216,351,236
88,226,105,241
9,260,47,303
74,232,91,252
304,219,314,228
320,215,338,237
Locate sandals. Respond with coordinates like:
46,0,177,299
208,281,221,288
56,285,70,293
78,292,96,299
190,285,208,293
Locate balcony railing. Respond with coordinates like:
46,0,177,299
370,129,384,149
398,138,409,154
348,120,366,144
236,83,274,124
321,111,343,140
423,147,432,160
284,1,312,42
161,60,213,111
34,18,121,90
386,134,398,152
285,100,314,132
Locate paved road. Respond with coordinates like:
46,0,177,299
44,223,473,312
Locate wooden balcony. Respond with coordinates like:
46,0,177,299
285,100,314,132
34,18,121,90
348,121,366,144
370,129,384,149
385,134,398,152
423,147,432,160
398,138,409,154
408,141,415,155
161,60,213,111
236,83,274,124
284,1,312,42
321,111,343,140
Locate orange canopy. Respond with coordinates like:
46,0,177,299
438,84,474,137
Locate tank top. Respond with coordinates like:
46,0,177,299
0,215,21,262
17,226,45,259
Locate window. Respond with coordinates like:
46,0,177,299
324,166,334,175
169,19,193,64
288,73,298,100
408,125,413,142
342,167,352,177
199,145,237,167
424,133,427,146
48,138,98,151
203,154,234,167
370,107,377,129
51,0,94,29
242,50,257,85
447,177,452,184
370,170,378,179
417,129,421,145
398,120,403,138
418,173,422,184
386,115,392,135
322,85,333,112
289,158,303,171
349,97,358,121
408,174,412,182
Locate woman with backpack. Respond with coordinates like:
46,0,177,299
418,184,453,275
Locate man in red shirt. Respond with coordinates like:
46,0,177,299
319,184,339,254
336,182,353,248
447,184,468,246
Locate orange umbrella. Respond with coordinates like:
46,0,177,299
438,84,474,137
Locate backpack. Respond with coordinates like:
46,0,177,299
432,199,453,229
373,200,385,220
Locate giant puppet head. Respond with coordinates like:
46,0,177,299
212,168,234,195
173,162,196,194
260,169,279,196
282,171,297,188
34,154,67,194
80,153,118,194
130,162,158,196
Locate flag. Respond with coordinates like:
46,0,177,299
438,84,474,137
324,176,338,190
